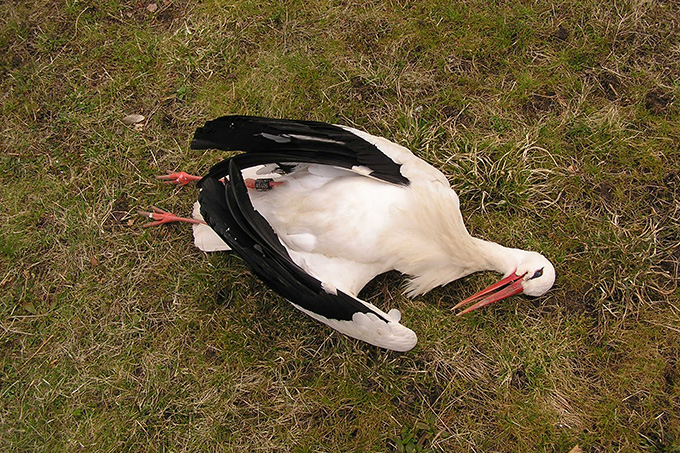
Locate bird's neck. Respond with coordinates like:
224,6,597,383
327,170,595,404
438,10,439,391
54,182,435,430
468,237,523,276
399,236,520,296
390,184,525,296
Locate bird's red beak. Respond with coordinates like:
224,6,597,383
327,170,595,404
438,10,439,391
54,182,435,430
453,271,526,316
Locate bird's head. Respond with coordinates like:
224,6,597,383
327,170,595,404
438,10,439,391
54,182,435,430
454,251,555,315
515,252,556,297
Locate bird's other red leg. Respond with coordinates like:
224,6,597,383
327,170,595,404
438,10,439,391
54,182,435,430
138,206,206,228
156,171,202,186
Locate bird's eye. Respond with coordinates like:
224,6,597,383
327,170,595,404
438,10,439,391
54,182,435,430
530,268,544,279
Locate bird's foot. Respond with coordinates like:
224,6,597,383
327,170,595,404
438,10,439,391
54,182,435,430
156,171,202,186
138,206,206,227
244,178,285,191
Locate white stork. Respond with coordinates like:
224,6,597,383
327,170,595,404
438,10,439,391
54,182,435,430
142,116,555,352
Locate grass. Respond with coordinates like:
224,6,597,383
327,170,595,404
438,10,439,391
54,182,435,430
1,0,679,451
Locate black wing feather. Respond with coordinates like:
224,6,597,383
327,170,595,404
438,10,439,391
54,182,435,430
191,115,409,186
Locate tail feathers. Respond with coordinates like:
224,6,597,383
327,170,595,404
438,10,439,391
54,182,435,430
191,201,231,252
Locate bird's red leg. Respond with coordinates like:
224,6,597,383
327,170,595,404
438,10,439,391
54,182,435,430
156,171,202,186
138,206,206,228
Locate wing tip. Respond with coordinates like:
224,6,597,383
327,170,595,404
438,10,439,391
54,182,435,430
190,138,213,150
350,312,418,352
290,302,418,352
